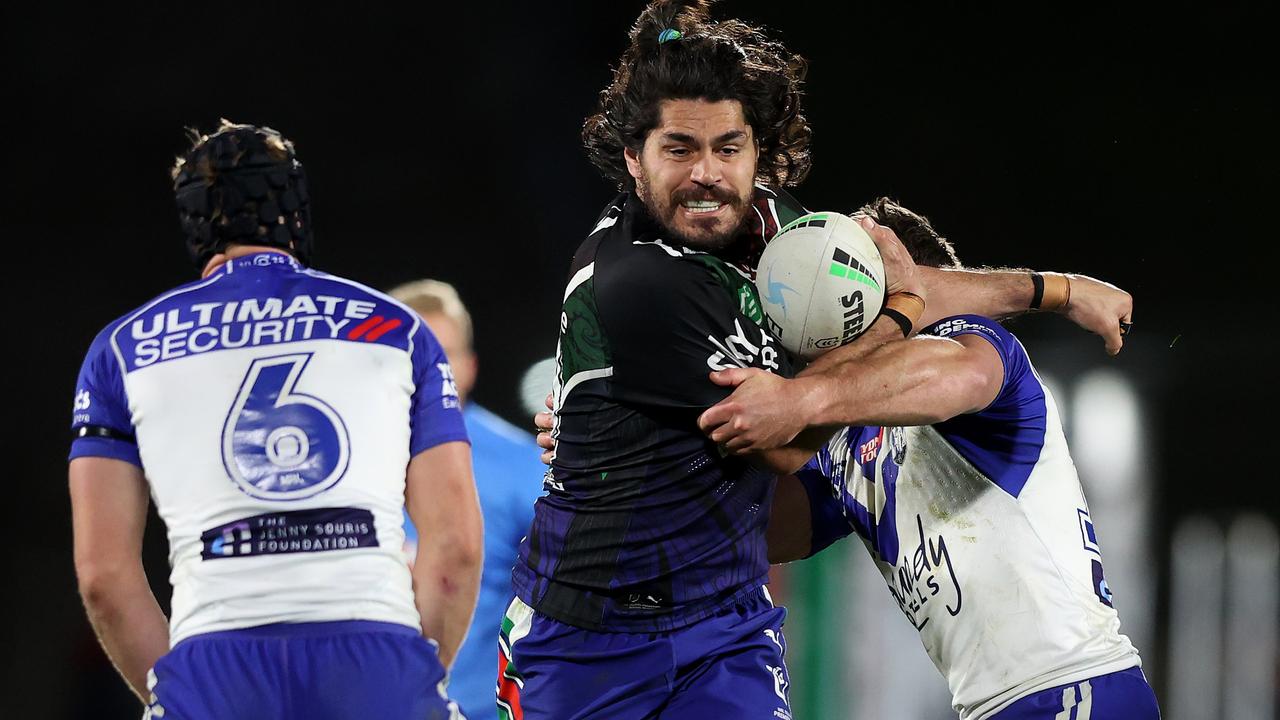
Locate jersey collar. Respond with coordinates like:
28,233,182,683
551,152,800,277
211,251,304,277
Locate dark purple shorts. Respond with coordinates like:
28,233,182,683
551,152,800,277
498,587,792,720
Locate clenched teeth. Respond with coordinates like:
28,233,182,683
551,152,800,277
682,200,723,214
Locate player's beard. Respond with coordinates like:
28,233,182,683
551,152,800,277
636,175,753,253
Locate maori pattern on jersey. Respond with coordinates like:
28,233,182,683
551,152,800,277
559,277,611,384
690,255,765,325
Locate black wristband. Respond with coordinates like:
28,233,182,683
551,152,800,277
72,424,137,442
881,308,913,338
1029,272,1045,310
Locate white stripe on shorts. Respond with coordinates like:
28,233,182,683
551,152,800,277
1053,680,1093,720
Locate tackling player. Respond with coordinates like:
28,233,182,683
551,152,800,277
68,122,483,719
699,199,1160,719
505,2,1135,718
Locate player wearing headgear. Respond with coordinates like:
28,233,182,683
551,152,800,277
698,199,1160,719
69,121,482,719
504,2,1135,719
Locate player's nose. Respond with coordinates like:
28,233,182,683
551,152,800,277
689,151,721,186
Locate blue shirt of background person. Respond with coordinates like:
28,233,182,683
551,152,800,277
390,279,546,719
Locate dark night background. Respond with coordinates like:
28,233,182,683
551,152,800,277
4,2,1276,716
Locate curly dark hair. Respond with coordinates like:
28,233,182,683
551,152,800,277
858,197,962,269
583,0,811,190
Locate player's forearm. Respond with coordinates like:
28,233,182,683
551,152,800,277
413,536,482,669
798,315,903,376
78,567,169,701
918,266,1033,327
404,442,481,668
798,337,986,427
750,426,838,474
766,475,813,564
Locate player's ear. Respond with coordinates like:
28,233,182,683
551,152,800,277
624,146,643,181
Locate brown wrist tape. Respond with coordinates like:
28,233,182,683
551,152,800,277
1039,272,1071,312
883,291,926,336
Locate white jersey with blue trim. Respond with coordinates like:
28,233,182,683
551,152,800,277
69,252,469,646
806,315,1140,720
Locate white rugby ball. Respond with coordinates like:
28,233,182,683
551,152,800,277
756,212,886,360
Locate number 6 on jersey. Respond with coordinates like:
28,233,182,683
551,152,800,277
222,353,351,500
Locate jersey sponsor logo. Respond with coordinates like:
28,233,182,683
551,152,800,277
888,514,963,630
858,430,881,464
125,294,395,369
72,389,93,425
200,507,376,559
932,317,998,339
739,285,764,324
706,318,781,372
221,353,351,501
438,362,461,409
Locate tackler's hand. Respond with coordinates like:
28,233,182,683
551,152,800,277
854,214,926,301
1060,275,1134,356
698,369,812,453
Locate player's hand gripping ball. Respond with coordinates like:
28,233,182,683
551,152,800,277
756,212,887,360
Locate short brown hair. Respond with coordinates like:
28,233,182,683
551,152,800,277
387,279,473,347
858,197,962,269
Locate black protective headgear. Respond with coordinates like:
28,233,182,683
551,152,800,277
173,123,313,269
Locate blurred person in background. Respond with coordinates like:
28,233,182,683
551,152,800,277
68,121,482,719
389,279,546,720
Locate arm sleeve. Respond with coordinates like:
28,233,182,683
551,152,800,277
926,315,1048,497
598,248,792,411
69,327,141,466
925,314,1032,413
408,322,470,456
795,455,855,558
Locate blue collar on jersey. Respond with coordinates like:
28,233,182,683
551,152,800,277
211,252,304,277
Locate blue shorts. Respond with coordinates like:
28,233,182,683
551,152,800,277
147,620,463,720
991,665,1160,719
497,587,792,720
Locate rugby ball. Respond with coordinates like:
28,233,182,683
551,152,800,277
756,212,886,360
